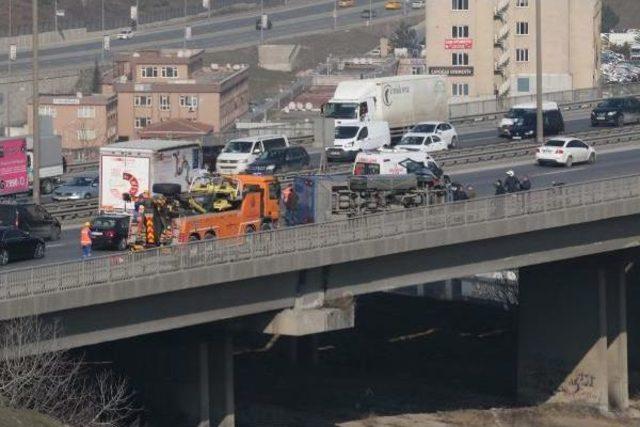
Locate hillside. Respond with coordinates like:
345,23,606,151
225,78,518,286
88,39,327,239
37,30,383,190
604,0,640,29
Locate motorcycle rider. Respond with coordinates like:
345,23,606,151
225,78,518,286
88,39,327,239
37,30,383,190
520,175,532,191
504,170,521,193
494,180,507,195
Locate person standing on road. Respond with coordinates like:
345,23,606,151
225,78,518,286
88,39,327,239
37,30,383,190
80,222,92,259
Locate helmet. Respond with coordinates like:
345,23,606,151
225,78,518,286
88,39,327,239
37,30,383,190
506,170,515,177
84,222,91,227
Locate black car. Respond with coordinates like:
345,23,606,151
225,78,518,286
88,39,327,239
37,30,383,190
591,97,640,127
0,226,45,265
0,203,62,241
510,110,565,139
90,214,131,251
361,9,377,18
246,146,310,175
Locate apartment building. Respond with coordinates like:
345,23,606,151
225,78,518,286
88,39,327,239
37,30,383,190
109,49,249,140
425,0,601,100
27,93,118,158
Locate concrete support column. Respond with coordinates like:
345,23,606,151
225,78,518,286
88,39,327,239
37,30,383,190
518,256,629,411
606,263,629,410
199,331,235,427
518,259,609,410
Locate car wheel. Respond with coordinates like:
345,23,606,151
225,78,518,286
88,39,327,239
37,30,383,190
33,243,45,259
261,222,272,231
50,225,62,241
617,114,625,127
0,249,8,265
84,193,92,199
449,136,458,149
588,153,596,164
41,180,54,195
204,232,216,240
189,234,200,242
565,156,573,168
245,225,256,234
116,238,128,251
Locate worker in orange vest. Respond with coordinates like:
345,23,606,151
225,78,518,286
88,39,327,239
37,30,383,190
80,222,92,259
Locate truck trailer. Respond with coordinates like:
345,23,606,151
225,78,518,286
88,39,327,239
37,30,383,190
99,139,202,212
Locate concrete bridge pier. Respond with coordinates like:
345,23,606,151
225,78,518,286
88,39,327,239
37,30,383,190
198,330,235,427
517,255,629,411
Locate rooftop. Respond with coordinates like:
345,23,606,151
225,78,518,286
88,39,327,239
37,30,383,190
139,119,214,139
115,49,205,65
101,139,201,153
30,93,116,106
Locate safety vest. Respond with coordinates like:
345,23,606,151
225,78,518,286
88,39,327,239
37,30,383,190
80,227,92,246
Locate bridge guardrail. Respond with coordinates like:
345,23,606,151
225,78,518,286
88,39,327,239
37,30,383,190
2,173,640,302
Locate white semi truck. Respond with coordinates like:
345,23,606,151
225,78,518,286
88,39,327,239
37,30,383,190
99,139,202,212
322,74,449,160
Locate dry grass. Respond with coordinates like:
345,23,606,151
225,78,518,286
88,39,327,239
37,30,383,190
0,407,63,427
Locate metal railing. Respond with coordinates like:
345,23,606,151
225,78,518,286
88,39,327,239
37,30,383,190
2,173,640,303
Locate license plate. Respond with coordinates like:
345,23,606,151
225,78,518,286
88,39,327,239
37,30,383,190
597,115,605,119
328,149,342,155
91,232,103,236
543,148,553,153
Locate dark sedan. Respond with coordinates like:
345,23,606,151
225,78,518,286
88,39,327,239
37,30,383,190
90,214,131,251
246,146,310,175
591,97,640,127
0,227,45,265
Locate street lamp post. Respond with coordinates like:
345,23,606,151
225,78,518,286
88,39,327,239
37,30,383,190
6,0,12,137
333,0,337,30
535,0,543,144
183,0,187,48
260,0,264,44
368,0,372,26
32,0,41,203
54,0,57,32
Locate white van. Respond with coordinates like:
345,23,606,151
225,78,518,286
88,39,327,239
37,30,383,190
216,135,289,174
353,149,438,175
326,120,391,161
498,102,560,137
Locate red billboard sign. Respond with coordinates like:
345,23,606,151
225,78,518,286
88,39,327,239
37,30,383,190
0,138,28,196
445,38,473,49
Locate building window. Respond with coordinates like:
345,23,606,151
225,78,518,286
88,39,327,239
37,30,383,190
516,0,529,7
452,25,469,38
451,0,468,10
452,83,469,97
516,48,529,62
517,78,530,92
179,95,199,110
134,95,152,107
141,66,158,78
516,22,529,35
77,129,96,141
77,106,95,119
38,105,56,118
161,66,178,78
452,52,469,66
412,66,425,75
134,117,152,129
160,95,170,111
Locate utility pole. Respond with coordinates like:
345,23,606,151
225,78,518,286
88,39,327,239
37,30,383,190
54,0,57,33
101,0,105,61
260,0,264,44
535,0,543,144
333,0,336,30
6,0,12,137
368,0,372,25
183,0,187,48
32,0,41,203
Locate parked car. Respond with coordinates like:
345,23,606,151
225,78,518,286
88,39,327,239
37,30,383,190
395,132,448,153
90,214,131,251
498,102,560,137
0,203,61,240
0,226,45,266
116,28,134,40
591,97,640,127
384,0,402,10
360,9,378,18
411,0,425,8
216,135,289,174
510,110,565,139
535,137,596,167
52,174,99,201
246,146,310,175
256,14,272,30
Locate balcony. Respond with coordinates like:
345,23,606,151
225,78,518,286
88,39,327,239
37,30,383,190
494,0,509,22
494,25,510,48
494,52,510,74
498,80,511,97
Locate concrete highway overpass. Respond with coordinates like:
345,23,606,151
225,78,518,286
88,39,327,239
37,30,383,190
2,173,640,426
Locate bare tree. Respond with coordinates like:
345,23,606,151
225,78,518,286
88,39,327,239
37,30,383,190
0,317,138,426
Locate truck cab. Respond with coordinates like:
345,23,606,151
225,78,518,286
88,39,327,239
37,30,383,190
327,120,390,161
322,99,374,123
216,135,289,175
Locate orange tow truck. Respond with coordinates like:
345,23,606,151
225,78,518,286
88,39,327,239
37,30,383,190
130,174,281,248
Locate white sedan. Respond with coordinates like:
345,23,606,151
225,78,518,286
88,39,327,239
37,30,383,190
535,137,596,167
116,28,134,40
395,132,448,153
409,121,459,149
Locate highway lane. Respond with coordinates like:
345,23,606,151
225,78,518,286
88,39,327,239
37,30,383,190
4,144,639,271
0,0,412,72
